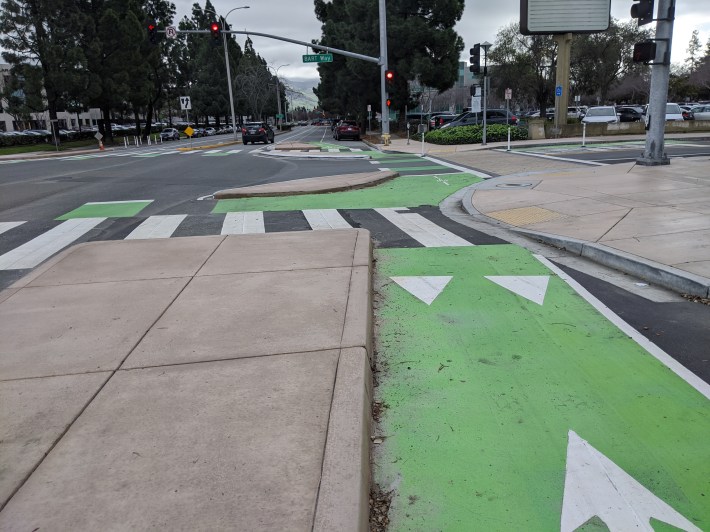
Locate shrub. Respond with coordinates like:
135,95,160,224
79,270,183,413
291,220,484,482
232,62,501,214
420,124,528,145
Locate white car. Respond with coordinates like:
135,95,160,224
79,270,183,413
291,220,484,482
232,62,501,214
644,103,685,126
691,104,710,120
581,106,619,124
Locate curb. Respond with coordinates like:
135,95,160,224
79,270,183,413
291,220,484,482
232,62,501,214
176,139,243,151
460,183,710,298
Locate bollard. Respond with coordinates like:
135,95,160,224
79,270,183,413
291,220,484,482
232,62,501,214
582,123,586,147
124,137,128,148
507,127,511,152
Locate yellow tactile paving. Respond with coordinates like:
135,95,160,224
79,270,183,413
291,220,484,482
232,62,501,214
485,206,566,226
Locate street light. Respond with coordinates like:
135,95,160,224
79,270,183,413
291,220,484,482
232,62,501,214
480,41,492,146
205,5,249,141
267,64,289,130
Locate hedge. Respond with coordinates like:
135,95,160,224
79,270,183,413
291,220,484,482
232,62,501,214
417,124,528,145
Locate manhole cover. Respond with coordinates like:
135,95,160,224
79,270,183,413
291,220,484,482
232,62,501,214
496,183,533,189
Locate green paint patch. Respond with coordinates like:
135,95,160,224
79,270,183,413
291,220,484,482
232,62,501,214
212,173,482,213
57,200,153,220
373,245,710,530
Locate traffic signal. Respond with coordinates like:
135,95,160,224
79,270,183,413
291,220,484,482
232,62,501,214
469,43,481,75
630,0,654,26
386,98,392,107
633,41,657,63
385,70,394,92
210,21,221,42
147,22,158,44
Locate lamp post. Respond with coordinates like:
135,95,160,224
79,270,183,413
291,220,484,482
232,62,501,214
206,6,249,141
481,41,492,145
268,64,289,130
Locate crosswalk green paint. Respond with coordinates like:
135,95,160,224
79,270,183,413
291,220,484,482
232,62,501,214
212,173,483,213
373,245,709,531
56,200,153,220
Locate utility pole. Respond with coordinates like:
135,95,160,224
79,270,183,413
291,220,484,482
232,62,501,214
637,0,675,166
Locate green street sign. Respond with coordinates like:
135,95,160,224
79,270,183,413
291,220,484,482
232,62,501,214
276,114,284,119
303,53,333,63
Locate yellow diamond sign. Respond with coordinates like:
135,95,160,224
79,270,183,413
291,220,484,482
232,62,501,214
184,126,194,137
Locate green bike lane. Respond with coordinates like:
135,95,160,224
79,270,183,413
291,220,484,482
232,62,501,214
373,245,709,531
209,166,710,531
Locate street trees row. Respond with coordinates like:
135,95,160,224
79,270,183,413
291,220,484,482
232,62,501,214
0,0,282,141
312,0,465,123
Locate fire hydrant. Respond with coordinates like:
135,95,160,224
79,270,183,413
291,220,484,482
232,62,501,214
382,133,391,146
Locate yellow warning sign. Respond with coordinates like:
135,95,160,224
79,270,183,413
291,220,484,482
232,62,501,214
184,126,194,137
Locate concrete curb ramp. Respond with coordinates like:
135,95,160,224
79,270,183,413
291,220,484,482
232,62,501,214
215,170,399,199
0,230,373,531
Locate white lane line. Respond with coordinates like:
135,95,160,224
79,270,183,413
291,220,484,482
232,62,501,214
535,254,710,401
303,209,352,230
125,215,187,240
179,150,200,154
0,221,26,235
221,212,265,234
84,200,153,205
423,156,493,178
226,149,242,154
375,208,473,247
328,148,340,152
0,218,106,270
203,149,223,154
506,150,607,166
350,148,363,152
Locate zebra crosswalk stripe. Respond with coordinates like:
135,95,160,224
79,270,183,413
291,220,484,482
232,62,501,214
375,208,472,247
302,209,352,230
221,212,265,234
125,215,187,240
0,217,106,270
0,221,26,236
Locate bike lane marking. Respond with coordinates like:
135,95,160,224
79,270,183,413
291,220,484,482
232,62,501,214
373,244,709,531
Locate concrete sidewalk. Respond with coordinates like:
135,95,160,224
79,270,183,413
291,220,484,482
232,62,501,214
0,231,373,531
375,135,710,297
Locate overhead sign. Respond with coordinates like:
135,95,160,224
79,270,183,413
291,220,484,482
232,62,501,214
520,0,611,35
303,53,333,63
179,96,191,111
165,26,177,39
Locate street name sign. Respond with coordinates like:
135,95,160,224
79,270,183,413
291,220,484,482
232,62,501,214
303,53,333,63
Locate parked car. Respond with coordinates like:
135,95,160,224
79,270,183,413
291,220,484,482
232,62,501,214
691,104,710,120
679,105,694,120
581,106,619,124
567,106,587,120
241,122,274,144
615,107,643,122
643,103,685,127
160,128,180,141
429,113,458,129
440,109,518,129
333,120,361,141
204,127,216,136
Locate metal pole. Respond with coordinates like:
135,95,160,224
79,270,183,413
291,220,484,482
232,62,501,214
637,0,674,165
276,82,282,129
379,0,389,138
222,22,238,141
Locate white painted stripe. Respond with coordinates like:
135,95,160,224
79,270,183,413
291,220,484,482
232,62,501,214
125,215,187,240
85,200,153,205
226,149,242,154
0,221,25,235
0,218,106,270
370,160,381,164
375,208,472,247
505,150,607,166
221,212,265,234
303,209,352,230
204,149,222,154
179,150,200,154
350,148,363,152
423,155,493,178
534,254,710,401
328,148,340,152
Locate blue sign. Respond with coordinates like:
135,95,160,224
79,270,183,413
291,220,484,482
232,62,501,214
555,85,563,97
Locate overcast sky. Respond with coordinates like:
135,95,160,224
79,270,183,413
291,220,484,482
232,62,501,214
175,0,709,83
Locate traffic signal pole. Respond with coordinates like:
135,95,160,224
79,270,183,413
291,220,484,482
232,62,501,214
379,0,390,140
637,0,675,166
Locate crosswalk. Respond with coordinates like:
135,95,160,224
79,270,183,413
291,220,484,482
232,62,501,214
0,147,247,165
0,207,507,272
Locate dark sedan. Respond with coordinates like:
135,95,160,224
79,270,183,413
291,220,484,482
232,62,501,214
241,122,275,144
333,120,361,141
440,109,518,129
616,107,643,122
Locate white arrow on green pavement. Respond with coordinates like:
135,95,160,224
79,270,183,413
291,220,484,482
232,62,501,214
485,275,550,305
390,276,452,305
561,430,701,532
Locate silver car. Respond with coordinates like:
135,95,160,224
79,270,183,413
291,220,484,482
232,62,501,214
581,106,619,124
691,104,710,121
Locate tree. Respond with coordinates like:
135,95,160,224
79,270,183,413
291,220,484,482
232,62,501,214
313,0,464,125
0,0,88,137
570,19,651,103
487,23,556,116
685,30,702,74
0,64,44,129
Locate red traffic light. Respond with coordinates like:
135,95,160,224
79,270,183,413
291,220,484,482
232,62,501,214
148,24,155,31
385,70,394,80
386,99,392,107
210,22,219,32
